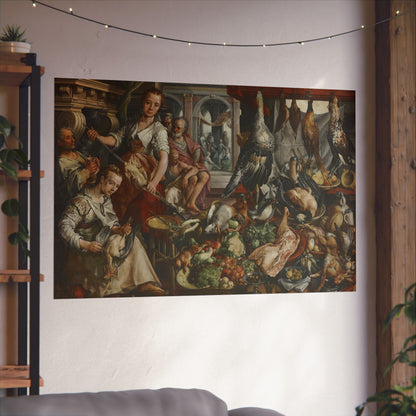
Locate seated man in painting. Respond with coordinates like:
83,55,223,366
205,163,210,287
168,117,210,213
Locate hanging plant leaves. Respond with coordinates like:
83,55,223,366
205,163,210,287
1,198,21,217
18,222,29,242
8,222,30,252
0,148,11,162
0,161,18,180
0,115,12,138
0,134,5,149
8,232,20,246
13,149,29,168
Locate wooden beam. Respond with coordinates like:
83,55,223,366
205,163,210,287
375,0,416,394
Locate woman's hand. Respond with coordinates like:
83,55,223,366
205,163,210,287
87,128,100,142
80,239,102,253
111,223,132,235
146,179,158,194
146,150,169,194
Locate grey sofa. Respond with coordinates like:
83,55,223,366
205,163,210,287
0,388,284,416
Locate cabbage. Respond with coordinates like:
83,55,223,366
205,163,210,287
188,263,222,289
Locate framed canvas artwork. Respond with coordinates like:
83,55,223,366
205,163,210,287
54,79,356,298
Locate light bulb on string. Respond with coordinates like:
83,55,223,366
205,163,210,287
29,1,416,49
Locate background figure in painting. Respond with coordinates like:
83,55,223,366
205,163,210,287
168,117,210,212
87,88,169,230
161,112,173,135
56,127,100,214
58,165,165,297
217,135,232,170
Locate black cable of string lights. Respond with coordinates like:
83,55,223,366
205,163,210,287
30,0,416,48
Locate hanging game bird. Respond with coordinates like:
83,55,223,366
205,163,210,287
222,91,274,198
288,93,301,135
327,95,355,177
301,94,331,185
274,92,290,133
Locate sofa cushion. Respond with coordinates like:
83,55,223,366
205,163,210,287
0,388,229,416
229,407,285,416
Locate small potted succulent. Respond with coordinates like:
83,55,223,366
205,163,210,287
0,24,31,53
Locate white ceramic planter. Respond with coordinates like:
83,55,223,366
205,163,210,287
0,41,31,53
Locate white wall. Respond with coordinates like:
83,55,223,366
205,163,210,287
0,1,376,415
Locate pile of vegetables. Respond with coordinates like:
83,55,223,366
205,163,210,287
219,256,245,286
243,222,276,251
175,223,274,290
188,263,222,289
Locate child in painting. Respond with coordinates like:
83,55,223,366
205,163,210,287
164,147,199,212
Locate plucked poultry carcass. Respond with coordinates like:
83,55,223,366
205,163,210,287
288,93,301,135
95,223,136,279
222,91,274,198
248,206,299,277
301,94,331,185
327,95,355,177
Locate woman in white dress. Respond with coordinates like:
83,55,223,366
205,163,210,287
87,88,169,229
58,165,165,297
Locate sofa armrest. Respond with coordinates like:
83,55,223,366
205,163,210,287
229,407,285,416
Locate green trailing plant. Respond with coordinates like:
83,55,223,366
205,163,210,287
0,115,30,255
356,282,416,416
0,24,27,42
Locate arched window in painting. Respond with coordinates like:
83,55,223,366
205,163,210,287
195,97,232,172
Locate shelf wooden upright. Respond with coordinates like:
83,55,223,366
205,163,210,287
0,52,44,395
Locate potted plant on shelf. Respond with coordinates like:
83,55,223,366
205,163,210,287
0,115,30,255
355,282,416,416
0,24,31,53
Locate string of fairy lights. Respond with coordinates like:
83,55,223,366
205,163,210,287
30,0,416,48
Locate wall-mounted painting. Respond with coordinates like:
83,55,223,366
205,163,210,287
54,79,356,298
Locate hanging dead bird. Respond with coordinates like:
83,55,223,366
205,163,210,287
274,92,290,134
327,95,355,177
301,93,331,185
222,90,274,198
289,93,301,135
